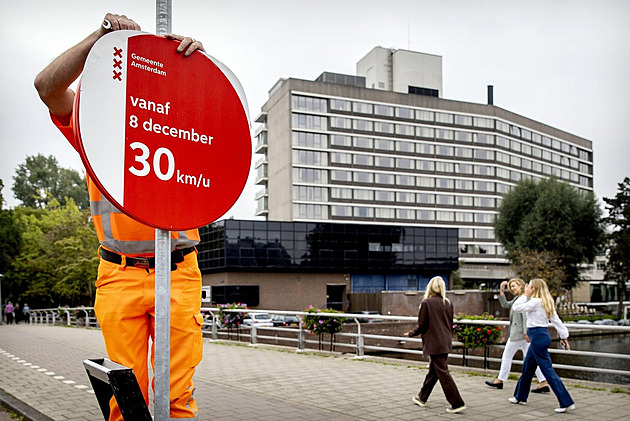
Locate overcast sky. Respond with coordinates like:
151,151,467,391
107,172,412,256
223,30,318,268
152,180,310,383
1,0,629,219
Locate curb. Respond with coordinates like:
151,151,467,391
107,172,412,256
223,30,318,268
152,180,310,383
0,388,54,421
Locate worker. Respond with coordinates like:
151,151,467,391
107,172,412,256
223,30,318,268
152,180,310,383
34,13,205,420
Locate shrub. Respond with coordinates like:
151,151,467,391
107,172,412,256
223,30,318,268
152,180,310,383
453,313,502,348
302,305,346,335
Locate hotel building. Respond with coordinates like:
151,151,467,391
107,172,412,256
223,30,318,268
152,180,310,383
252,46,594,285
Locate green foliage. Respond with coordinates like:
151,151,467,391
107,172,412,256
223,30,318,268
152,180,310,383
217,302,247,328
510,249,567,296
302,305,346,335
0,208,22,274
495,177,604,290
12,154,88,210
3,200,98,307
453,313,503,348
603,177,630,319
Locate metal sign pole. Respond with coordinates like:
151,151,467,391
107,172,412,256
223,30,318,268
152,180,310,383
154,3,172,420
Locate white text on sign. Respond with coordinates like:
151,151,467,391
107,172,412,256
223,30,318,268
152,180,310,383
127,142,211,189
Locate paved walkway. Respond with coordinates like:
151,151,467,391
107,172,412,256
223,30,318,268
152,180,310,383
0,324,628,420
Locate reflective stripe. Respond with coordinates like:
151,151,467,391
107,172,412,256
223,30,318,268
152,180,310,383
87,176,199,255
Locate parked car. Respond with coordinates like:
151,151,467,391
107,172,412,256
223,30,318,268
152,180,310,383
200,312,222,330
242,312,273,327
354,311,384,323
271,314,300,327
593,319,617,326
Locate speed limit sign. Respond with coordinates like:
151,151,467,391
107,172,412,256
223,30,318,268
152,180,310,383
74,31,251,230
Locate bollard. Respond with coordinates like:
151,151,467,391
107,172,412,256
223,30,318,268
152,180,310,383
297,321,305,352
250,325,258,346
354,318,364,359
211,314,219,340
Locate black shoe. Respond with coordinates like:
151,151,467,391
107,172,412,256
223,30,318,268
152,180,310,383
485,380,503,389
532,386,550,393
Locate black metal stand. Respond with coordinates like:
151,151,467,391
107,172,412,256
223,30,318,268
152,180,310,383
83,358,152,421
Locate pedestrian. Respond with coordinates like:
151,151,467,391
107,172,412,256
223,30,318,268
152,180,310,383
22,303,30,324
14,303,20,324
34,13,206,421
509,278,575,413
4,301,14,324
404,276,467,414
485,278,549,392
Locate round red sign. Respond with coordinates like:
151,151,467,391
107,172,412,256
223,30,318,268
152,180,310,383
74,31,251,230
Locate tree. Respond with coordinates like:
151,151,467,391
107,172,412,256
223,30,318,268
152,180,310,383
603,177,630,319
510,249,567,296
12,154,88,210
4,199,99,307
495,177,604,292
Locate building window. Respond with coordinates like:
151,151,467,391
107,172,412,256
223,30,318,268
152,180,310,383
375,208,395,219
354,189,374,201
474,133,494,144
455,179,473,190
330,116,352,129
354,206,374,218
397,141,415,153
456,163,473,174
293,186,328,202
375,138,394,151
375,156,394,168
330,152,352,165
353,102,373,114
396,175,415,186
331,134,352,147
375,190,395,202
353,154,373,166
455,131,473,142
330,170,352,182
293,150,328,166
437,211,455,221
436,112,454,124
397,209,416,220
455,147,473,158
417,161,435,172
474,149,494,160
436,178,454,189
353,136,374,149
292,95,327,112
396,192,415,203
416,126,435,139
437,145,453,156
293,168,327,183
436,161,454,173
331,187,352,199
293,131,328,148
353,171,374,184
376,173,395,185
292,113,327,130
456,212,474,222
454,115,473,126
417,143,434,155
474,196,494,208
396,107,414,119
418,210,435,220
436,129,454,141
436,194,454,205
474,181,495,192
416,110,434,122
417,193,435,204
352,119,373,132
329,99,351,112
396,124,415,136
473,117,494,129
374,104,394,117
331,205,352,217
417,176,436,188
456,196,473,206
374,121,395,134
295,204,328,219
396,158,415,170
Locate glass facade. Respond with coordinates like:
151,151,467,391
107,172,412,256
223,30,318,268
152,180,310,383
198,219,458,276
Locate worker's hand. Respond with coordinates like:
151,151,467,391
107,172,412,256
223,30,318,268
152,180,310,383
403,332,410,337
165,34,205,56
101,13,141,35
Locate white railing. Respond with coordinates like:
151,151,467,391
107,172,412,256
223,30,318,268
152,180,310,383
27,306,630,381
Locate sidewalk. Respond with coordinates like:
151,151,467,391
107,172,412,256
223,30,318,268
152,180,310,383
0,324,628,420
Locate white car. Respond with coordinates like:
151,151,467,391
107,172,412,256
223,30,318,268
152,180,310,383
242,312,273,328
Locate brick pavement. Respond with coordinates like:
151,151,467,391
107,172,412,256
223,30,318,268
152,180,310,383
0,324,629,420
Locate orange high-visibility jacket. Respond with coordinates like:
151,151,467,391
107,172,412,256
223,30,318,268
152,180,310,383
51,112,200,256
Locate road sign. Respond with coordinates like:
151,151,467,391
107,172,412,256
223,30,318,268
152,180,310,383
74,30,251,230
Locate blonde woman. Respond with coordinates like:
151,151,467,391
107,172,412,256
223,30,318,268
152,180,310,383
404,276,466,414
509,278,575,413
485,278,548,391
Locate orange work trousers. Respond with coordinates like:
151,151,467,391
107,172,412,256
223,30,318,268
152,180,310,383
94,250,203,421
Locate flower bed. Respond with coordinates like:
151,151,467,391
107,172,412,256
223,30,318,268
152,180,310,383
453,313,502,348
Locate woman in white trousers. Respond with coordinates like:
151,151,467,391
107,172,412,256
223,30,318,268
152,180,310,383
485,278,549,392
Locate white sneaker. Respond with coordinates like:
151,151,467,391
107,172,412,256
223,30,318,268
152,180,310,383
555,404,576,413
508,397,527,405
446,405,467,414
412,396,427,407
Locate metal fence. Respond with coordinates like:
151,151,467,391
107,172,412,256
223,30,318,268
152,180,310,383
28,306,630,382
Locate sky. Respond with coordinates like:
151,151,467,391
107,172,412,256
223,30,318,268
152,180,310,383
1,0,629,219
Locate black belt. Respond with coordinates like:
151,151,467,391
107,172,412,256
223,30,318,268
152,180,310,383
99,247,196,271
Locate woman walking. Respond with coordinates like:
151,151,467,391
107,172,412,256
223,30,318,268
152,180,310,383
509,278,575,413
485,278,548,392
404,276,466,414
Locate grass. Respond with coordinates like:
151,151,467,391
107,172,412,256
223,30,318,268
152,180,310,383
0,403,25,421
